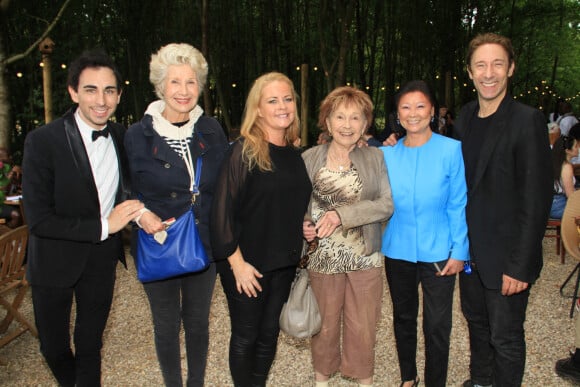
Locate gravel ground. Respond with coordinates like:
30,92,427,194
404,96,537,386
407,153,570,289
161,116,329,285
0,238,578,386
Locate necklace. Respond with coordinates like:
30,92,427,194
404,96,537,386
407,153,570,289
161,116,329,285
327,150,351,171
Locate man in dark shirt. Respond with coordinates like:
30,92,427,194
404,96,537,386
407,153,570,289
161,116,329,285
455,33,552,387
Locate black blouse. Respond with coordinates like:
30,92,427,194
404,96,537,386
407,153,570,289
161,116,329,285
210,139,312,273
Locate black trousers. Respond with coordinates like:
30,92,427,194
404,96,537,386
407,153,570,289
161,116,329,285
31,242,118,387
218,264,295,387
143,264,216,387
459,268,530,387
385,257,456,387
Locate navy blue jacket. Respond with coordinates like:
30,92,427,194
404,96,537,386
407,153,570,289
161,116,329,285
125,114,229,260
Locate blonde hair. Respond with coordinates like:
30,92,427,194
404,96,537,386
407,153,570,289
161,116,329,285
149,43,208,99
240,72,300,172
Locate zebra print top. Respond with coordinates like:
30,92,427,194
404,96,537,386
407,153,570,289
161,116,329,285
307,166,383,274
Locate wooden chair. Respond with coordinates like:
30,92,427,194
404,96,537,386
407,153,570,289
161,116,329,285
559,191,580,317
0,226,37,347
546,218,566,264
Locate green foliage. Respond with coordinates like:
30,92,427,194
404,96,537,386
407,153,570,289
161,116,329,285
2,0,580,147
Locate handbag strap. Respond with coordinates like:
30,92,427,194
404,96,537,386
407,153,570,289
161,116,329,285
299,238,318,268
191,157,202,203
191,130,204,204
181,130,203,204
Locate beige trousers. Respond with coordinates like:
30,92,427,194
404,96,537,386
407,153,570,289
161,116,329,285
309,267,383,379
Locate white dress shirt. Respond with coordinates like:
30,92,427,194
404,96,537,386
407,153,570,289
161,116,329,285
74,110,120,241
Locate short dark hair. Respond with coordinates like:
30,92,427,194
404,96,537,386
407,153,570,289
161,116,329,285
395,80,436,108
569,123,580,140
67,49,123,92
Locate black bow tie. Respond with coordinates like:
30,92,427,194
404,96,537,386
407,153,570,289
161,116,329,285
92,128,109,142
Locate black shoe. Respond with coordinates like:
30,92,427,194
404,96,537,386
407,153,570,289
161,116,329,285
462,380,492,387
556,355,580,384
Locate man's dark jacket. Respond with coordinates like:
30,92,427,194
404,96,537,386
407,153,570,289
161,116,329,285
455,95,553,289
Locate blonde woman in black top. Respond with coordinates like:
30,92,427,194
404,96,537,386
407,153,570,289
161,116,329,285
210,72,312,387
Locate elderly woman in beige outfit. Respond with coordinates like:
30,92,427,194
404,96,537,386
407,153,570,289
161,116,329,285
302,86,393,387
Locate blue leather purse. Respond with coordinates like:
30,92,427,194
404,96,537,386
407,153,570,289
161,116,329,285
136,157,209,282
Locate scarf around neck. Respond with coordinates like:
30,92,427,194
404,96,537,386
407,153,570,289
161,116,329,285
144,100,204,140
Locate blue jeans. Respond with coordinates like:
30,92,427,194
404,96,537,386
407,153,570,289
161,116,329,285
219,263,295,387
550,194,566,219
459,268,530,387
143,264,216,387
385,257,456,387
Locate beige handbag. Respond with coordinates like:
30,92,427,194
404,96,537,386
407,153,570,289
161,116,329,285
279,267,321,338
280,239,322,339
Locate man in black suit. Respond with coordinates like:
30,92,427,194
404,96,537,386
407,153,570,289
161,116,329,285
456,33,553,387
22,50,143,386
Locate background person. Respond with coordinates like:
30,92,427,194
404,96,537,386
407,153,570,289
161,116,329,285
125,43,229,387
549,123,580,219
210,72,312,387
0,147,22,228
302,86,393,387
556,101,579,137
438,105,448,133
555,299,580,384
22,49,143,386
549,98,565,124
381,80,469,387
440,110,455,138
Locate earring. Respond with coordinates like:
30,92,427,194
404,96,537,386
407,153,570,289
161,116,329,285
431,116,435,123
328,130,333,137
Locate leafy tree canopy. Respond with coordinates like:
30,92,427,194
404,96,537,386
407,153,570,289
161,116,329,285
1,0,579,150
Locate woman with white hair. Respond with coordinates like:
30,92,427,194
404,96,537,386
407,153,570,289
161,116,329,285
125,43,229,386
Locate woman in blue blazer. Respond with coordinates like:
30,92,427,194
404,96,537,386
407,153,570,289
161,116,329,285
381,81,469,387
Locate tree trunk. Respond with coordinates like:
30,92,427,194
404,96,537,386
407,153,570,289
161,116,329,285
215,79,232,140
201,0,213,116
550,0,564,88
300,63,308,147
335,0,355,88
0,44,9,150
0,0,71,149
0,0,12,149
41,52,53,123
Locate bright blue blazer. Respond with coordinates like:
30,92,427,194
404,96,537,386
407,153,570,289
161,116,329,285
381,133,469,263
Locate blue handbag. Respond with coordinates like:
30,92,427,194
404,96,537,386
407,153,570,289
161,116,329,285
136,157,209,282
